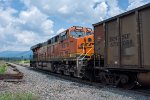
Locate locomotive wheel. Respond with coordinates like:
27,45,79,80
120,74,136,89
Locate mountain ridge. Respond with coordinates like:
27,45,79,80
0,50,32,58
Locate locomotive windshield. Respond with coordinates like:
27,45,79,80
70,30,85,38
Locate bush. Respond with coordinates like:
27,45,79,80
0,65,7,74
21,60,30,64
0,92,38,100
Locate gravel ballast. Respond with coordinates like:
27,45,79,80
0,65,150,100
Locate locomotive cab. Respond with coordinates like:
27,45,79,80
58,26,94,60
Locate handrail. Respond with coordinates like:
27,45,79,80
77,45,94,61
81,46,93,60
77,45,85,59
77,45,85,69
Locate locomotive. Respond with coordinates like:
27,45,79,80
31,3,150,89
30,26,94,78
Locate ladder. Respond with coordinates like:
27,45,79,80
76,46,93,77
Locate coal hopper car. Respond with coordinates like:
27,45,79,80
93,3,150,89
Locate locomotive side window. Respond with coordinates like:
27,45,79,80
47,39,51,44
86,32,92,35
61,31,68,41
55,36,59,42
70,30,84,38
51,38,55,43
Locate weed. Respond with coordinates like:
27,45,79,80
0,92,38,100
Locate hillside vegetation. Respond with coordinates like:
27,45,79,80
0,61,7,74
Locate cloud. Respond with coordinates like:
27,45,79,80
127,0,148,10
19,6,54,35
56,28,66,35
14,31,37,45
20,0,123,24
58,5,70,14
106,0,124,17
93,1,108,21
0,5,54,51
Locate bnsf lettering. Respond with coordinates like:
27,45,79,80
109,33,133,48
122,39,133,48
109,36,119,42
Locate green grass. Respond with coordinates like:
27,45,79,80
0,61,7,74
0,65,6,74
20,60,30,64
13,60,30,64
0,92,38,100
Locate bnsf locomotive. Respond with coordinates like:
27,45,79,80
31,3,150,89
30,26,94,78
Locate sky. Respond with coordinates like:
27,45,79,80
0,0,149,51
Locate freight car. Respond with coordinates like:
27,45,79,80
30,26,94,78
93,3,150,89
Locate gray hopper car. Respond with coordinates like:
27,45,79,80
93,3,150,89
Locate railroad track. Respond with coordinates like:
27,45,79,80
0,63,24,82
16,63,105,88
133,88,150,96
8,62,150,97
